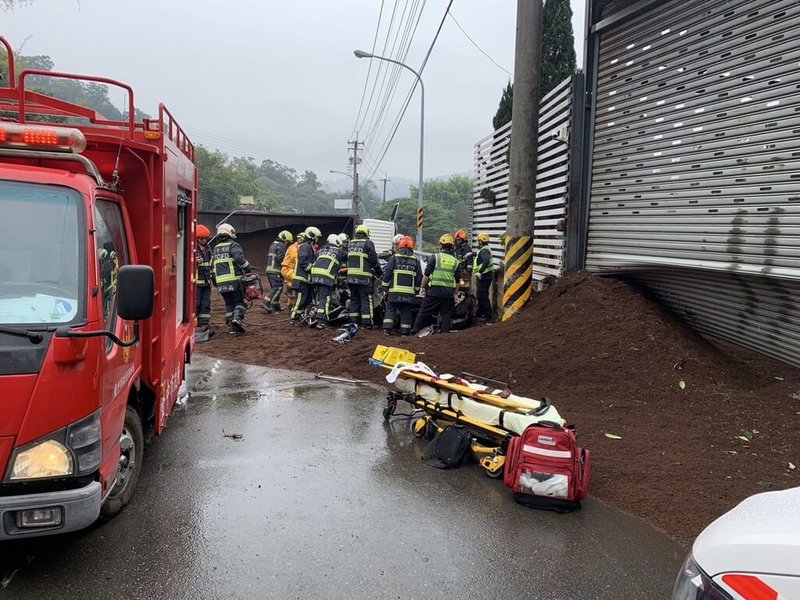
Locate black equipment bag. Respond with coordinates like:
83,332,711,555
421,425,472,469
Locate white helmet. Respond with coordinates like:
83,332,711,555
326,233,341,247
305,226,322,240
338,233,349,244
217,223,236,238
392,234,404,247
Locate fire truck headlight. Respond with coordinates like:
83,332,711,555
9,440,74,480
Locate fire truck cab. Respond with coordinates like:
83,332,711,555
0,37,197,538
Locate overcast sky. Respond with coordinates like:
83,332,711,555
2,0,585,183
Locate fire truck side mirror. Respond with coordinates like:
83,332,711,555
117,265,155,321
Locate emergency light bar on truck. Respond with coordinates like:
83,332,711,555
0,123,87,153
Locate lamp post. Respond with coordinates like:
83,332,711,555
330,169,359,222
354,49,424,250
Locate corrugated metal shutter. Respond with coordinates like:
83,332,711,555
472,77,574,280
586,0,800,367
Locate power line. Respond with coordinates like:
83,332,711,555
366,0,454,182
349,0,385,139
355,0,401,136
359,0,420,143
447,11,513,78
362,0,426,148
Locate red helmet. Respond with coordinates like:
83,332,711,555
398,236,415,250
455,229,467,241
196,224,211,238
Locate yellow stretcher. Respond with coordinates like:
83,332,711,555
370,345,565,478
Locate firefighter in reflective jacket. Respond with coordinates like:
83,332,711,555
381,236,421,336
411,233,462,335
262,230,292,313
195,224,214,332
346,224,382,327
473,232,495,321
281,231,305,308
311,234,347,328
212,223,252,334
290,226,321,324
453,229,475,280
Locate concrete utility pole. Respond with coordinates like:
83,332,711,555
348,138,363,225
381,175,390,203
503,0,542,321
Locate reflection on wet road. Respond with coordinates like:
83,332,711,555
1,355,684,599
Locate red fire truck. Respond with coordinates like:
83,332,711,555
0,37,196,538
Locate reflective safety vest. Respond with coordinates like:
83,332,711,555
389,254,420,296
473,245,494,276
429,252,458,289
196,244,212,286
311,245,341,285
292,241,314,284
347,238,372,280
212,241,240,285
266,240,283,274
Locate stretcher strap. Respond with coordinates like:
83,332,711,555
447,392,463,418
499,410,506,429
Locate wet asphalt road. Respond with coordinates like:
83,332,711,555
1,355,684,599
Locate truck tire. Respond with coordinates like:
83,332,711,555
100,406,144,520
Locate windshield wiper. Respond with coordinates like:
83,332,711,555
0,326,44,343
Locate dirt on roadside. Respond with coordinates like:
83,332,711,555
199,271,800,545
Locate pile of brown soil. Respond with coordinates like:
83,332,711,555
200,272,800,545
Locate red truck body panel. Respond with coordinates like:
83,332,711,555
0,41,198,536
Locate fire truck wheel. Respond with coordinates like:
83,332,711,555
100,406,145,520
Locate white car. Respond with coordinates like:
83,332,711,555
673,486,800,598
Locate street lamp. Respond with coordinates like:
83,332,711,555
330,169,359,220
354,49,424,250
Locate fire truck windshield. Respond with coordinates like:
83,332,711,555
0,180,84,326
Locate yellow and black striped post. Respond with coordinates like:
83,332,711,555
417,206,424,230
502,235,533,321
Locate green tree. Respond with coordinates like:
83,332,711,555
380,175,473,251
541,0,577,97
492,82,513,130
490,0,577,128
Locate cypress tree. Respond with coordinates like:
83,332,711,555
540,0,577,97
490,0,577,129
492,82,514,130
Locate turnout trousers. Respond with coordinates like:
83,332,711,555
291,281,314,322
476,275,493,320
265,273,284,309
383,300,414,335
347,283,374,326
196,284,211,328
411,295,455,334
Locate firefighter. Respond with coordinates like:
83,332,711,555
290,226,321,325
212,223,252,334
311,233,347,329
338,233,349,250
381,235,421,336
195,224,214,333
262,230,292,313
453,229,475,280
473,232,495,321
410,233,462,335
346,224,382,328
281,231,305,309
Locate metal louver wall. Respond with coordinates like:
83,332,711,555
586,0,800,367
472,77,575,281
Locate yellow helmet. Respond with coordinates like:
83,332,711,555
439,233,454,246
477,232,490,243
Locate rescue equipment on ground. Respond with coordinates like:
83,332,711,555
331,323,359,344
241,273,263,304
372,345,590,501
503,422,591,512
